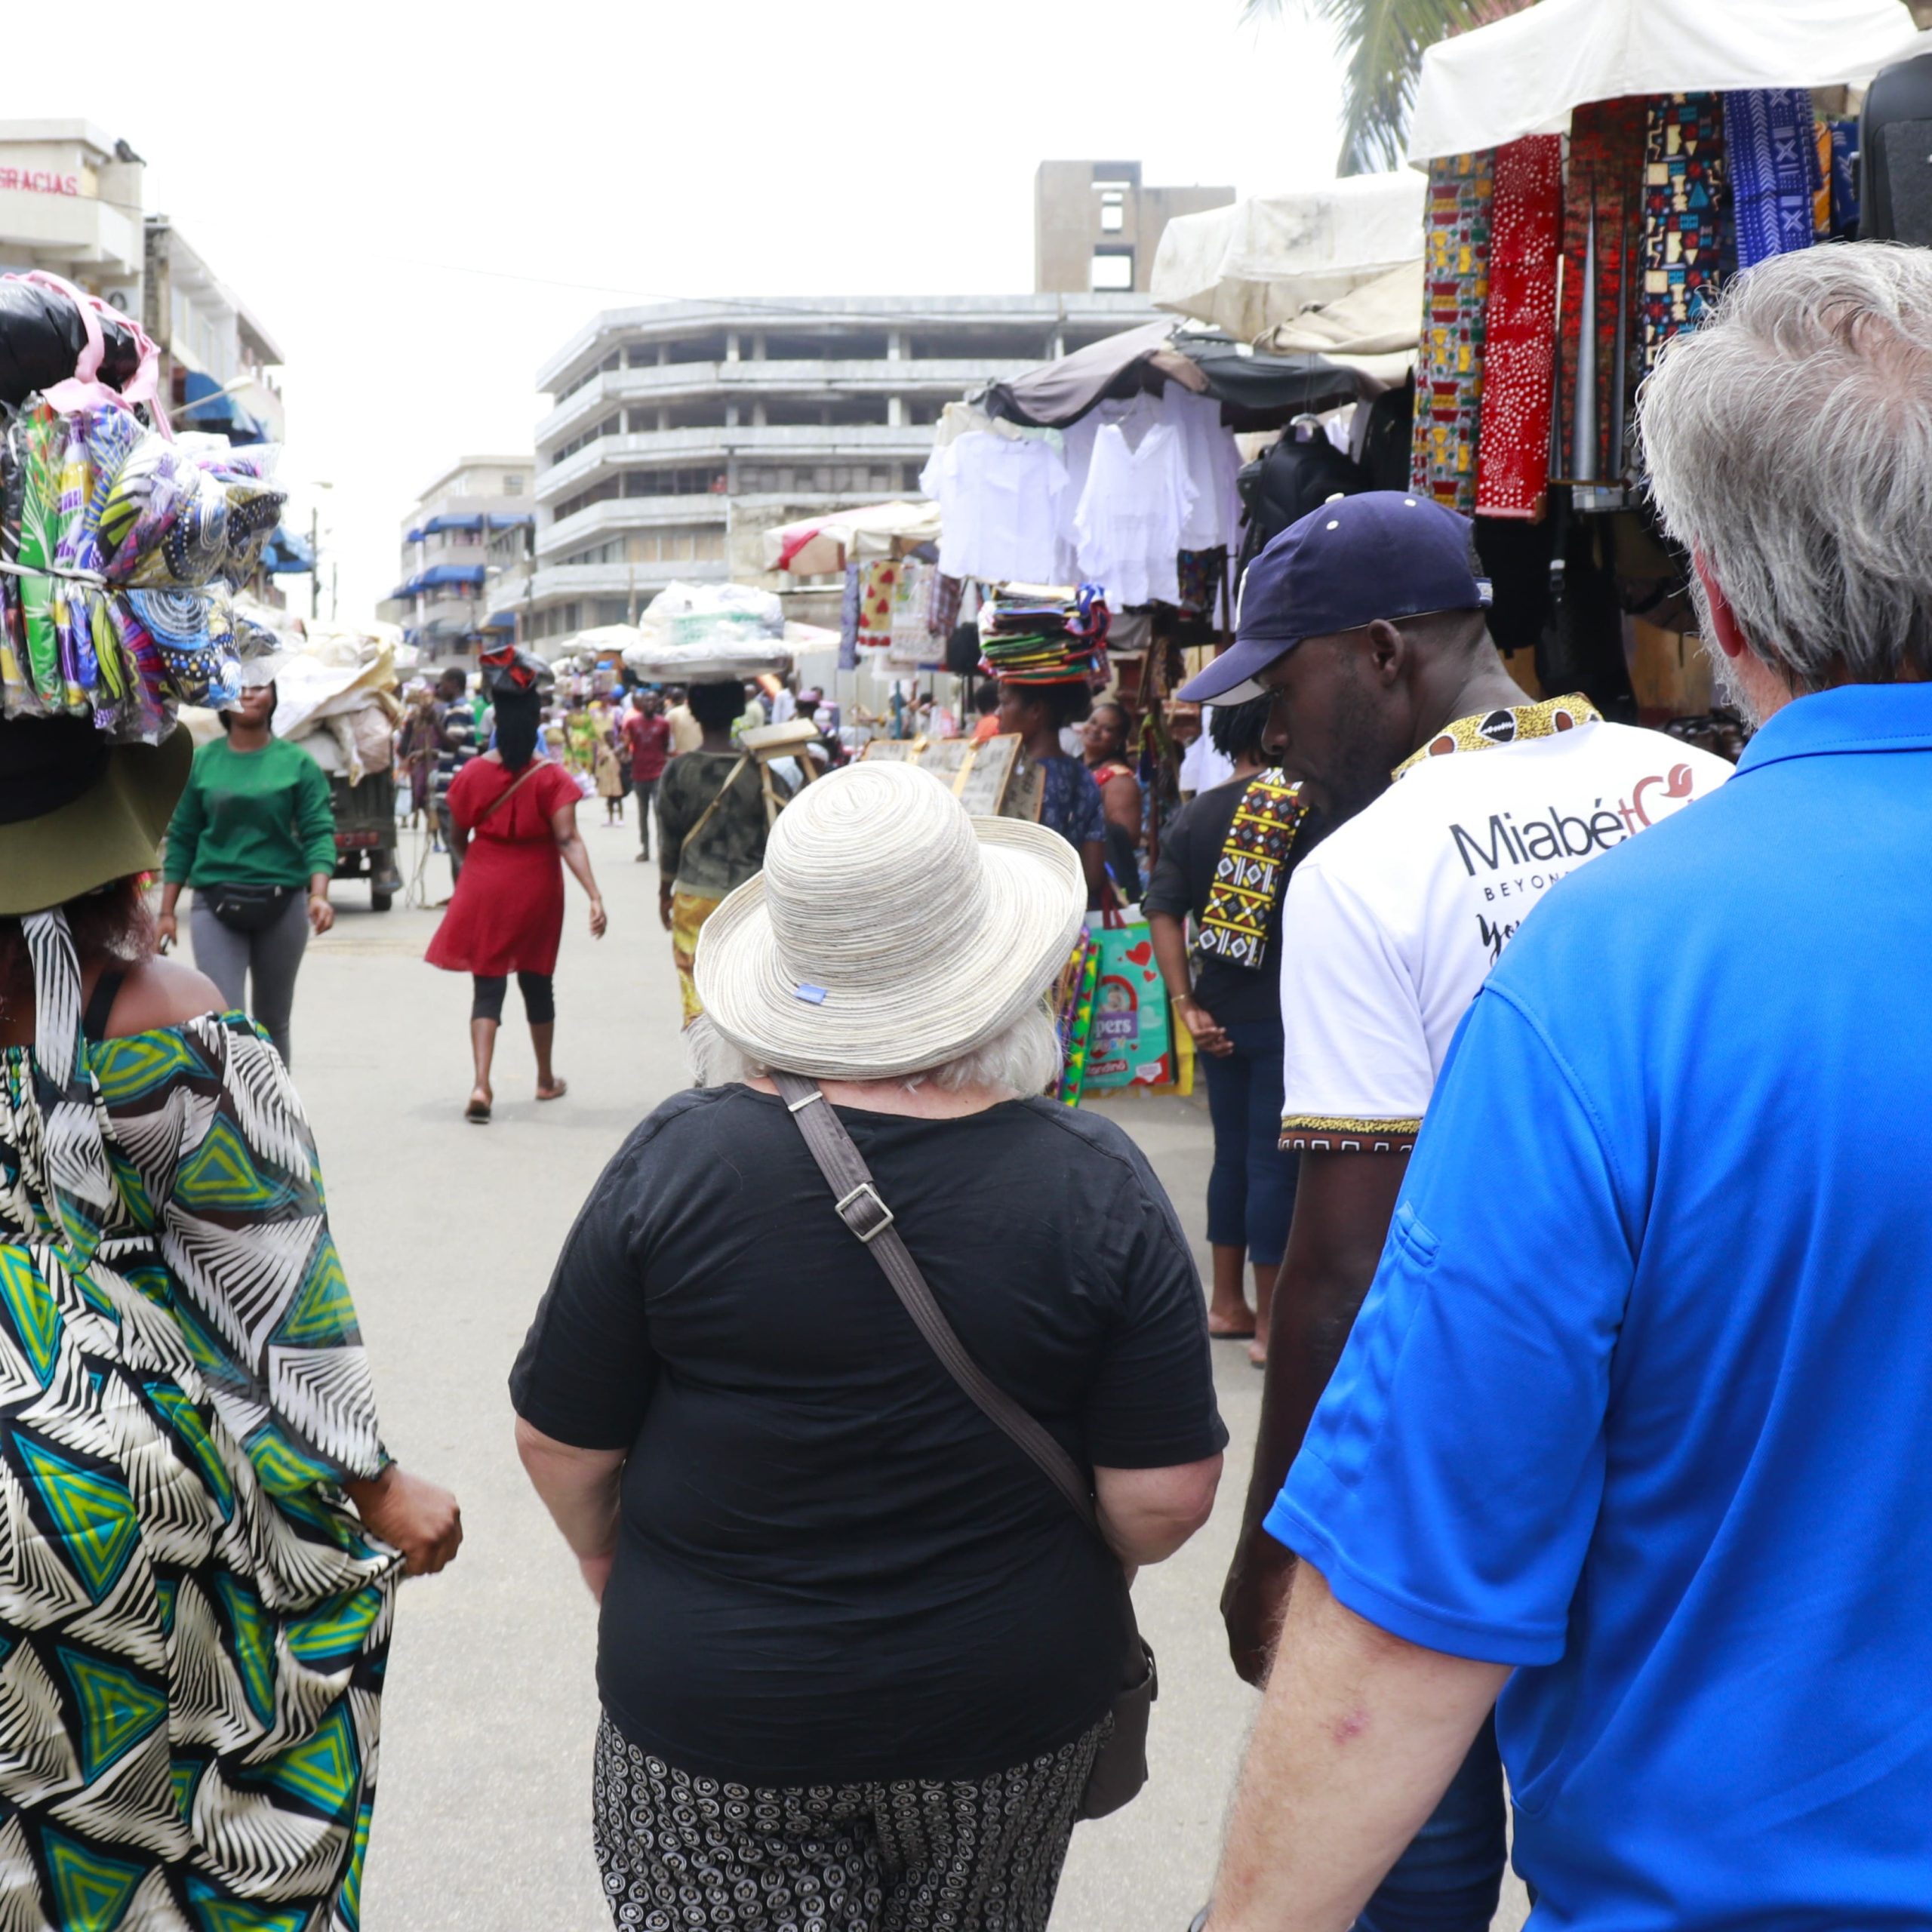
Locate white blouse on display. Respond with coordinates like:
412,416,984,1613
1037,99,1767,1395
921,432,1066,586
1072,420,1198,608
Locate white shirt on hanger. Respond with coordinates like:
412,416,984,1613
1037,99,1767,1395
1072,420,1197,608
921,432,1066,585
1160,386,1245,554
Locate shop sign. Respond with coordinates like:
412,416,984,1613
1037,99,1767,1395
0,169,81,197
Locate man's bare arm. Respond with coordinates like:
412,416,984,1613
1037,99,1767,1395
1222,1151,1407,1682
1208,1564,1509,1932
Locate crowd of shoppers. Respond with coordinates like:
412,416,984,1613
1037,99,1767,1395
11,242,1932,1932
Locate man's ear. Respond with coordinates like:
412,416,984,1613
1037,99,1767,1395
1364,618,1407,687
1692,553,1750,662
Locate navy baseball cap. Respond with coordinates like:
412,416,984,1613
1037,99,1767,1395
1178,492,1493,705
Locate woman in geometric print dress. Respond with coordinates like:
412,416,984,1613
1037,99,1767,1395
0,717,462,1930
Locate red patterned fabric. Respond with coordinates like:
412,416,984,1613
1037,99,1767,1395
1559,99,1647,483
1475,136,1564,520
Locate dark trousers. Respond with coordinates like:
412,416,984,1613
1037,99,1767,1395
1354,1718,1506,1932
633,777,659,857
471,973,555,1026
1200,1016,1299,1269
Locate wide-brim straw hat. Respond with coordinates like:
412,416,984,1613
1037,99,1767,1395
0,718,192,916
694,761,1085,1081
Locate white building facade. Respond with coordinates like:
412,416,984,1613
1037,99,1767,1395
494,294,1161,646
377,456,535,662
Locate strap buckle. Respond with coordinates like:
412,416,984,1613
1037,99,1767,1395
834,1182,895,1244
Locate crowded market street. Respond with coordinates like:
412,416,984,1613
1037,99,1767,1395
293,824,1510,1932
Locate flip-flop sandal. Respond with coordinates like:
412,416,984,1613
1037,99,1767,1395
465,1097,492,1124
1208,1321,1257,1341
537,1081,568,1102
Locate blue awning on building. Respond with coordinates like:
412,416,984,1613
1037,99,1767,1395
485,512,535,529
416,564,486,589
260,527,315,575
177,369,269,445
481,611,516,632
422,513,485,535
406,527,425,543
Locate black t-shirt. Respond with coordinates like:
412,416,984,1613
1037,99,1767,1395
509,1084,1226,1786
1144,774,1304,1029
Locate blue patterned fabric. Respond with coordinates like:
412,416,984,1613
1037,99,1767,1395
1036,754,1106,851
1724,90,1822,268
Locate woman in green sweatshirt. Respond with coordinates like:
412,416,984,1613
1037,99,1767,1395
158,683,338,1066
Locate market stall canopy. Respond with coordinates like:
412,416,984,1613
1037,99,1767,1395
534,622,641,666
763,500,941,575
980,321,1205,429
1151,174,1426,342
1407,0,1918,162
1262,260,1424,388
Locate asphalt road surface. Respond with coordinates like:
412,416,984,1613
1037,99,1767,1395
285,808,1530,1931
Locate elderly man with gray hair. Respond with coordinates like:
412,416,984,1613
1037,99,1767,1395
1201,242,1932,1931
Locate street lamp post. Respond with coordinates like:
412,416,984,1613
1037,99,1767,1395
307,481,334,622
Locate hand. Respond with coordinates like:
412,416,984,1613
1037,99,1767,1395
348,1465,463,1577
658,888,674,934
155,910,177,954
578,1551,614,1601
1222,1523,1297,1686
589,896,608,940
307,894,335,936
1180,998,1233,1058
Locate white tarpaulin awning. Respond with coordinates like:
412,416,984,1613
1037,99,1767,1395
1150,174,1426,343
1407,0,1918,164
761,500,941,576
1263,260,1424,385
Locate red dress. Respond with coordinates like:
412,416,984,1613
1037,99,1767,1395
424,757,583,977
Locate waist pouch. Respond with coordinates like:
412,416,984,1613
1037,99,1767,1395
203,883,294,933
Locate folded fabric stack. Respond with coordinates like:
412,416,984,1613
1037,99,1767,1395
977,582,1110,685
0,398,283,740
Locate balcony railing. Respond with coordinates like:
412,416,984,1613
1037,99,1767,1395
538,423,934,503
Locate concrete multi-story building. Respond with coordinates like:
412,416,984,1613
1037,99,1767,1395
143,217,286,442
377,455,535,661
1035,161,1235,296
0,121,146,313
493,294,1161,646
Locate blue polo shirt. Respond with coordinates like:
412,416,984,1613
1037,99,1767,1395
1269,683,1932,1930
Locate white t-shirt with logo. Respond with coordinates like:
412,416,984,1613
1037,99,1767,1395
1279,719,1734,1150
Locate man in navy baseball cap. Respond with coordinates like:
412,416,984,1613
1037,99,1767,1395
1179,491,1509,825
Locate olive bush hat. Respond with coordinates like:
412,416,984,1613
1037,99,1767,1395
0,716,192,916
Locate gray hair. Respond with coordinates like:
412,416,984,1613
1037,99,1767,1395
684,1002,1063,1097
1638,242,1932,691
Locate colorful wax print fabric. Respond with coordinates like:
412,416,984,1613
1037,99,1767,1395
1828,119,1861,238
0,910,396,1932
856,559,901,652
1642,95,1730,367
1195,771,1308,971
1561,100,1649,485
1724,90,1822,268
1476,136,1564,519
1411,152,1493,514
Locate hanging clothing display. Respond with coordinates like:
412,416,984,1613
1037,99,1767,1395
1161,387,1246,555
886,559,940,667
920,432,1066,584
838,562,861,670
1641,94,1729,368
1560,99,1648,488
1073,421,1197,608
1475,135,1564,521
926,570,964,641
855,558,901,651
1411,150,1493,513
1724,90,1823,268
1828,119,1861,237
1056,392,1161,579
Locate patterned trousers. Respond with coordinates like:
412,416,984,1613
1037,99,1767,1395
592,1712,1109,1932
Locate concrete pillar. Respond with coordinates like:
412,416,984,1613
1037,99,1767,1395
725,402,740,428
752,400,768,428
888,395,905,428
725,331,740,363
657,343,669,366
887,329,905,362
752,333,768,361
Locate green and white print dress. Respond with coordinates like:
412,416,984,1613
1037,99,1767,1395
0,911,398,1931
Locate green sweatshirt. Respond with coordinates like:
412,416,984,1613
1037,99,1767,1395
164,737,337,890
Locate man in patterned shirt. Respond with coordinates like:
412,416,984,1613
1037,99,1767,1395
1180,492,1729,1930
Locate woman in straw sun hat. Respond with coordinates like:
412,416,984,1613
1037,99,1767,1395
512,760,1226,1932
0,705,461,1927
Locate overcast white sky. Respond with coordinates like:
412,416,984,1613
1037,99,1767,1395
19,0,1348,617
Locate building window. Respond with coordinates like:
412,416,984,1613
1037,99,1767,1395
1091,248,1136,292
503,474,525,495
1099,189,1126,233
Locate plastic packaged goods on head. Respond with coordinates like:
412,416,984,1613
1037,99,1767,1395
0,397,287,741
0,280,147,408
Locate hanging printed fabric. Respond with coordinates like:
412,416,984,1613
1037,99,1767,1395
1828,119,1861,238
1560,100,1648,486
855,558,900,651
1724,91,1821,268
1642,94,1730,368
1195,771,1307,971
1410,150,1493,513
1475,135,1564,519
885,558,938,666
838,561,860,669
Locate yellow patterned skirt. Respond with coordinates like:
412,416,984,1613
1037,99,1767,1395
671,888,725,1025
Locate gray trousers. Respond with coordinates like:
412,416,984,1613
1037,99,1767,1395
190,890,310,1066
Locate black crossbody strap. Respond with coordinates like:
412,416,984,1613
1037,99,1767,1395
773,1071,1100,1534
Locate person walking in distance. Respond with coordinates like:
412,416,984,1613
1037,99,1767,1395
512,762,1223,1932
655,679,789,1025
1205,239,1932,1932
432,666,478,889
1183,491,1730,1931
623,688,672,862
0,700,460,1931
156,675,339,1068
1145,694,1309,1364
426,651,607,1121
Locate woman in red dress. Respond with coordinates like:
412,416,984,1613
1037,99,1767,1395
426,678,607,1121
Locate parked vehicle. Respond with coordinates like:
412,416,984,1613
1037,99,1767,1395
326,768,402,911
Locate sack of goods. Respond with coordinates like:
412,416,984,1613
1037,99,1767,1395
977,583,1111,685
